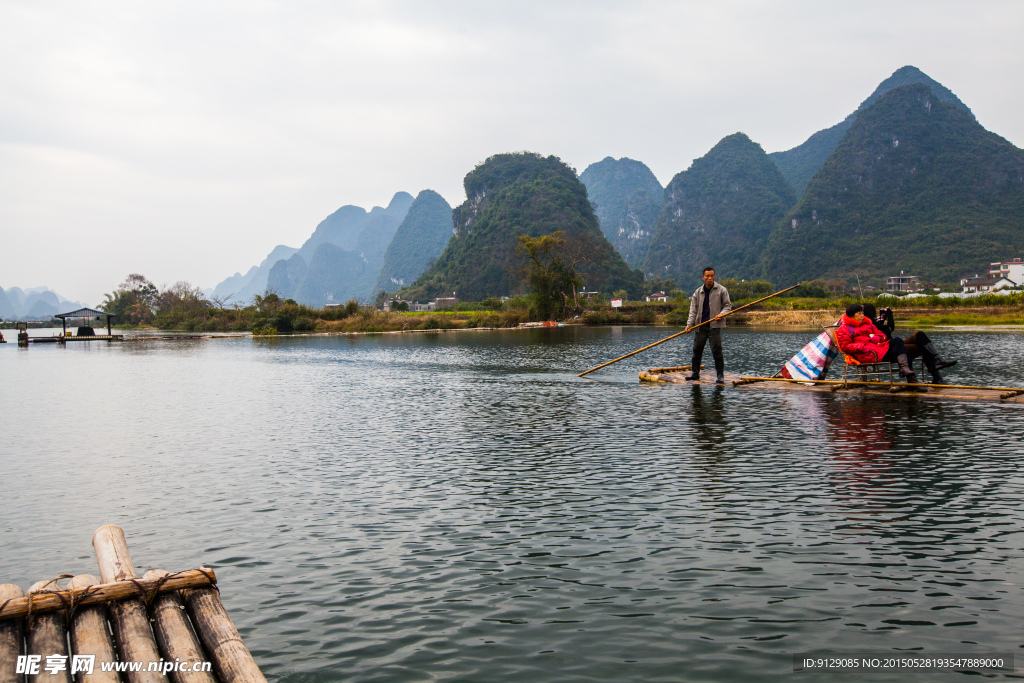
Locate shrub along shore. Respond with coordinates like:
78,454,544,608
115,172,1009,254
129,294,1024,335
86,271,1024,336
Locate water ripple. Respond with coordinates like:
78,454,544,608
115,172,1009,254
2,327,1022,681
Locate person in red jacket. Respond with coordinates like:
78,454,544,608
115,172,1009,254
836,304,919,384
862,303,957,384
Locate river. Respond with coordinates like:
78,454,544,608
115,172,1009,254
2,326,1021,681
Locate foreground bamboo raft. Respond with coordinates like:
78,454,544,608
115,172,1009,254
639,367,1024,403
0,525,266,683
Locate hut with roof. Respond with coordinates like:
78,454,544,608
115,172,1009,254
54,307,120,341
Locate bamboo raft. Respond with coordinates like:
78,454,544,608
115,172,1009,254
639,366,1024,403
0,525,266,683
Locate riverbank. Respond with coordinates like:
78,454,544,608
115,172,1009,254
14,302,1019,337
313,303,1024,335
692,305,1024,328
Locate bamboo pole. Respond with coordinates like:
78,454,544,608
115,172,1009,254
181,588,266,683
0,571,217,621
92,527,138,585
92,526,169,683
141,571,214,683
734,376,1024,392
26,580,72,683
0,584,24,683
66,575,120,683
577,284,802,377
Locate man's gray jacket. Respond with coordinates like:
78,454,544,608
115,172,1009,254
686,282,733,329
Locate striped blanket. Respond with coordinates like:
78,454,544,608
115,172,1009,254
780,329,839,382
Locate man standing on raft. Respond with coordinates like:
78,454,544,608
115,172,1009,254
685,267,732,384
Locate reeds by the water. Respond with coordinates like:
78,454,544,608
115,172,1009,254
316,309,529,333
728,309,843,326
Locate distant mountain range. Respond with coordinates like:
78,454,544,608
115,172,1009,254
207,65,1023,303
576,65,1021,292
210,244,299,305
210,191,455,306
267,192,414,305
0,286,86,320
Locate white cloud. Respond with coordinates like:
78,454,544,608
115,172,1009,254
1,0,1022,304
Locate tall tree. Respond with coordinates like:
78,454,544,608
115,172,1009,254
101,274,159,325
515,230,585,319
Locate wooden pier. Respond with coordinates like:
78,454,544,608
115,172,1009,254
58,335,124,344
0,525,266,683
24,335,125,344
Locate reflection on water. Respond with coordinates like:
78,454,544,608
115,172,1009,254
1,327,1022,682
690,385,729,452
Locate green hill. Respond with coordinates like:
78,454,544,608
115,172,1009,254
770,66,973,194
373,190,453,294
293,243,376,306
643,133,796,289
763,83,1024,286
399,152,644,302
579,157,663,268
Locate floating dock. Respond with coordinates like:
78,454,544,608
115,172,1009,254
0,525,266,683
23,335,126,344
640,366,1024,404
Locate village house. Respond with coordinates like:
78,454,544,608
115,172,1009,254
988,258,1024,285
433,297,459,309
382,299,411,312
644,291,669,302
886,272,920,292
960,274,1016,293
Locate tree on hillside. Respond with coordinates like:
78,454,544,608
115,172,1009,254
515,230,585,320
643,277,677,296
155,281,210,318
101,274,159,325
716,278,775,300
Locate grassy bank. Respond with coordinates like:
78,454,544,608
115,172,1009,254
129,290,1024,336
648,294,1024,328
676,305,1024,328
900,309,1024,326
315,309,529,333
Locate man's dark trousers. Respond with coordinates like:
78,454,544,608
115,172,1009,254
691,326,723,377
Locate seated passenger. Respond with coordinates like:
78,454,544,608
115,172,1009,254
835,304,920,384
862,303,957,384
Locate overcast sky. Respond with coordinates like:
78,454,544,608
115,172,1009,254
2,0,1023,305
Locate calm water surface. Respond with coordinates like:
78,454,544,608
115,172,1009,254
2,327,1022,681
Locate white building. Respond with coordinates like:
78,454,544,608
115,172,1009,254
886,273,920,292
988,258,1024,285
960,275,1016,293
645,291,669,302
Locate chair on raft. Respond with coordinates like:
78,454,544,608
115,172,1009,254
822,323,925,390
